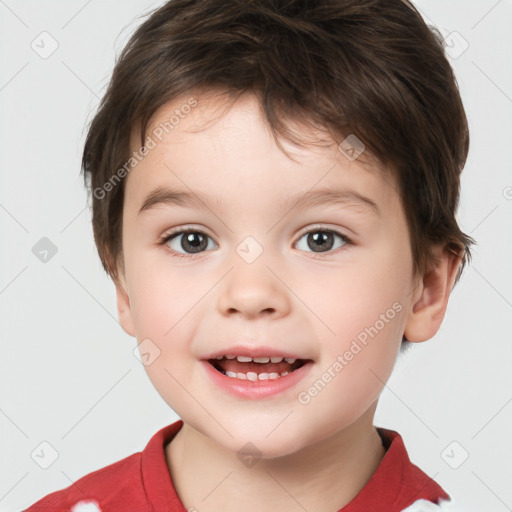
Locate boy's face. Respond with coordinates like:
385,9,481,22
117,90,420,457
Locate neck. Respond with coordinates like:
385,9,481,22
166,404,385,512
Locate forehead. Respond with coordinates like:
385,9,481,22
124,91,400,217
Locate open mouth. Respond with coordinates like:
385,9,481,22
207,355,310,381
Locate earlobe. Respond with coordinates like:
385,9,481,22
404,247,462,343
115,276,136,337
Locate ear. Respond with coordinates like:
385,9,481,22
115,273,136,337
404,245,461,343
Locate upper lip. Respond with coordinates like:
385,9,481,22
202,344,311,361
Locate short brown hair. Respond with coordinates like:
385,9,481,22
82,0,475,290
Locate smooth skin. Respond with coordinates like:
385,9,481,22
115,90,461,511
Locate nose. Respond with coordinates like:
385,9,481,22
217,262,291,320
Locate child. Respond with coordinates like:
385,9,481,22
24,0,474,510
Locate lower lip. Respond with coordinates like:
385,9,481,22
201,360,314,399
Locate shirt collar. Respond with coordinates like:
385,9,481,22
141,420,449,512
340,427,450,511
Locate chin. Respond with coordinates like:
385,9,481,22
222,418,315,460
229,434,305,461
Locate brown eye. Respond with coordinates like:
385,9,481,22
162,230,217,257
295,228,351,255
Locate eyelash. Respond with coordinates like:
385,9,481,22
158,225,354,260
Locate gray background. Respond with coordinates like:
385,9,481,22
1,1,511,511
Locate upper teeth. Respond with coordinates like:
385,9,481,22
214,355,296,364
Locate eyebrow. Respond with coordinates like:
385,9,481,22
137,186,380,217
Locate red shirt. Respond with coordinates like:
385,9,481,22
23,420,450,512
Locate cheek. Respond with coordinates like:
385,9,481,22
123,248,182,349
296,279,405,435
298,243,411,406
304,245,411,346
125,247,215,367
129,275,174,339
